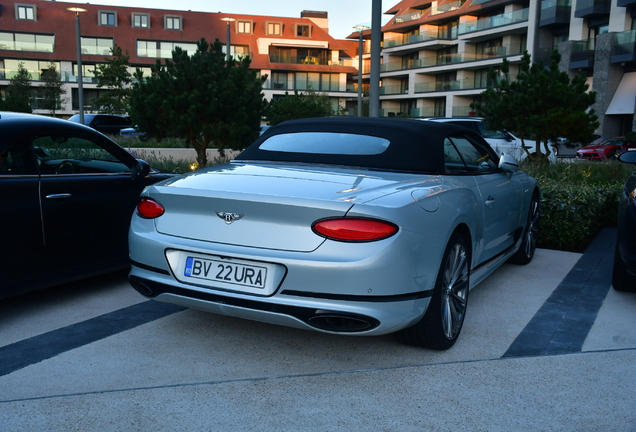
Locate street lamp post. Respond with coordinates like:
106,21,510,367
67,7,87,124
354,25,370,117
221,17,236,63
369,0,382,117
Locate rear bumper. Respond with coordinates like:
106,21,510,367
129,269,432,336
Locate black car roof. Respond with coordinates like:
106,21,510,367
237,117,486,174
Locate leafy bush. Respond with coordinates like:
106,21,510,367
522,160,632,251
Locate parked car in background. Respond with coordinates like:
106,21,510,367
68,113,131,135
420,117,557,162
576,137,636,160
0,112,173,299
128,117,539,350
613,150,636,292
119,127,147,139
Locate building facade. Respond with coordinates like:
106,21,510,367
371,0,636,138
0,0,359,117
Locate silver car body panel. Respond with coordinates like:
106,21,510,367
129,159,536,336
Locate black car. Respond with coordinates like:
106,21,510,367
0,112,172,299
613,151,636,291
68,113,131,135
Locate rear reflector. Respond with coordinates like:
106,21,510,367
137,197,165,219
312,218,398,242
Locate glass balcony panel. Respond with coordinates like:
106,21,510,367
458,8,529,35
611,30,636,63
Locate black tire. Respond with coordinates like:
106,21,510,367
608,149,619,160
612,244,636,292
395,232,469,350
509,191,540,265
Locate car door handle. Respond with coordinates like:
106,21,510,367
46,193,72,200
485,196,495,207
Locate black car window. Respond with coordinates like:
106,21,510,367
33,134,130,175
476,122,507,139
0,141,38,175
443,138,468,173
446,135,498,174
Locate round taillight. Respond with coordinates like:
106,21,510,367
312,218,398,242
137,197,165,219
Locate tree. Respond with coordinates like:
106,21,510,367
265,89,334,126
39,62,67,116
92,45,132,114
129,38,266,167
475,51,599,160
1,62,32,113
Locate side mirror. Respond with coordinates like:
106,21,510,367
618,151,636,165
131,158,150,179
499,153,519,173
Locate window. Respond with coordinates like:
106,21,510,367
267,22,282,35
33,135,130,175
443,136,497,174
3,59,61,80
296,24,310,37
137,40,197,58
221,44,250,59
99,11,117,27
0,32,54,53
237,21,252,34
80,37,114,55
132,13,150,28
259,133,390,155
16,4,36,21
165,15,182,30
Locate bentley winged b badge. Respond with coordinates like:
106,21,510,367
216,212,244,225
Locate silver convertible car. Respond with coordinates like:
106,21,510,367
128,118,539,350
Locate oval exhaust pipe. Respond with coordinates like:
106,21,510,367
307,313,377,333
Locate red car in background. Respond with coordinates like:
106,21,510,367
576,137,636,160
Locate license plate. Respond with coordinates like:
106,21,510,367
184,256,267,289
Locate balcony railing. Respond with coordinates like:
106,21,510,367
382,44,523,72
394,11,423,23
268,55,330,65
540,0,572,26
415,80,479,93
379,108,423,118
384,28,457,48
431,0,466,16
611,29,636,64
570,40,595,68
574,0,610,17
379,85,409,95
458,8,529,35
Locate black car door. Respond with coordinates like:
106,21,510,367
34,131,156,281
0,138,43,297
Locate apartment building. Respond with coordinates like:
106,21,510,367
373,0,635,138
0,0,359,117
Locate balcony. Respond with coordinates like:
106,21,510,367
540,0,571,27
379,108,423,118
415,80,479,93
617,0,636,6
458,8,529,35
268,55,330,65
570,40,594,69
394,11,423,23
383,28,457,48
431,0,466,16
611,30,636,64
574,0,610,18
382,45,523,73
379,85,409,95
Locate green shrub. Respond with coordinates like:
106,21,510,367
522,160,631,251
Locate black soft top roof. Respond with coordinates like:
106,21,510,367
237,117,485,174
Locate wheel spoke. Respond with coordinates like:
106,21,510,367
441,242,468,339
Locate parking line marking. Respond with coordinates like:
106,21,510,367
0,301,186,377
503,228,615,357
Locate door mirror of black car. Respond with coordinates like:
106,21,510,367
618,151,636,165
499,153,519,173
131,159,151,179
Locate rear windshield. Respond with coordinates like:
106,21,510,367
259,132,390,155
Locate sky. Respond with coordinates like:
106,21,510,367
56,0,392,40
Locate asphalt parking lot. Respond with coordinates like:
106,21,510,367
1,229,635,431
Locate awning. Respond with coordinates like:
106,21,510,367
606,72,636,115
